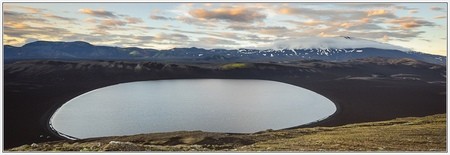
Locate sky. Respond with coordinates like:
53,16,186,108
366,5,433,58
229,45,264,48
3,3,448,56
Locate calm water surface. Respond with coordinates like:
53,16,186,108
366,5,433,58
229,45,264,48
51,79,336,139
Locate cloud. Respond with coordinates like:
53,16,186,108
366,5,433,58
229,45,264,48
430,6,443,11
85,18,99,23
176,16,218,27
257,26,289,36
272,18,428,43
125,17,143,24
4,9,77,27
347,23,383,30
5,5,76,23
284,17,382,34
271,6,433,42
278,7,365,19
4,24,72,45
187,37,238,49
5,5,46,13
3,3,444,53
382,35,390,42
149,15,175,20
242,34,275,42
409,10,418,14
283,19,324,27
434,15,446,19
421,39,431,42
22,7,42,13
3,35,26,46
278,6,398,22
169,28,238,41
387,17,436,29
79,8,118,18
85,15,144,35
7,22,31,29
45,14,77,22
197,37,237,45
302,20,324,26
394,5,417,10
133,35,155,41
337,3,395,8
4,10,48,24
189,7,266,22
3,8,82,46
168,28,275,44
153,33,189,43
62,33,109,43
228,25,290,36
61,33,159,49
367,9,397,18
91,17,142,26
278,7,366,20
337,30,425,40
100,19,127,26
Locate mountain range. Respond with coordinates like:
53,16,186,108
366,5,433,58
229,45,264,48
4,36,446,65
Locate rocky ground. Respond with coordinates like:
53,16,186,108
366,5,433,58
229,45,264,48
8,114,446,152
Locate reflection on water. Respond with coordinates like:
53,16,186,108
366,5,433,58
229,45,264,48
51,79,336,139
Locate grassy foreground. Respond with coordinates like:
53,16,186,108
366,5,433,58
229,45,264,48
9,114,446,152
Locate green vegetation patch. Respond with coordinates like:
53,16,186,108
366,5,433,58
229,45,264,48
220,63,248,70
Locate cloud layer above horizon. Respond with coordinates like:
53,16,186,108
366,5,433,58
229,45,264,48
3,3,447,56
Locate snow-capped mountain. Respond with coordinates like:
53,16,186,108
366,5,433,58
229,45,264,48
4,37,446,65
271,36,410,52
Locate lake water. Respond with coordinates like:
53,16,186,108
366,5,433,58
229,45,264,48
50,79,336,139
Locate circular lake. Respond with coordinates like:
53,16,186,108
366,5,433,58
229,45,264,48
50,79,336,139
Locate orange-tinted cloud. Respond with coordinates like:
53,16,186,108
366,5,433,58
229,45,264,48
304,20,323,26
4,5,45,13
79,8,117,18
7,22,30,29
434,15,446,19
360,18,371,23
101,19,127,26
318,32,336,37
340,22,354,28
367,9,396,18
387,17,436,29
125,17,143,24
367,9,388,16
85,18,99,23
382,35,390,42
278,8,293,14
4,10,48,24
189,7,266,22
3,34,27,46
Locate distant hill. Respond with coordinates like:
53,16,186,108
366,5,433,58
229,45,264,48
4,37,446,65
